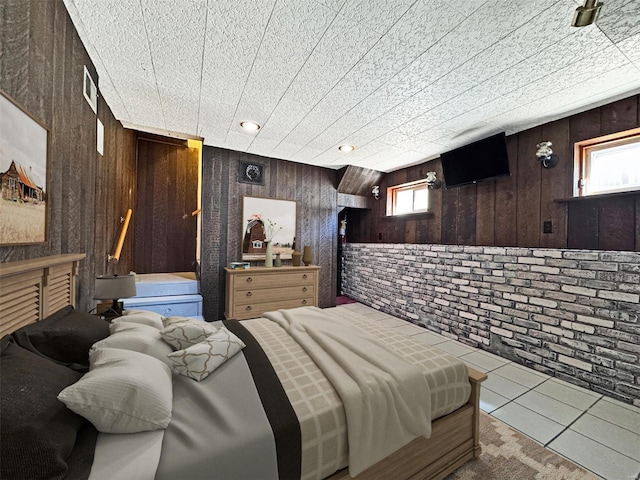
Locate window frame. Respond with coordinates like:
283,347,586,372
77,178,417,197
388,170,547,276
386,179,430,216
574,127,640,197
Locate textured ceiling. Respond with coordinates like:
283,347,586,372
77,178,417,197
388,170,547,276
63,0,640,172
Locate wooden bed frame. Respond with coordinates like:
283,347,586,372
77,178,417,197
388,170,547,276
0,254,486,480
0,254,85,337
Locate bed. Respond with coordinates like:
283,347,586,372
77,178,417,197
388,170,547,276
0,254,486,480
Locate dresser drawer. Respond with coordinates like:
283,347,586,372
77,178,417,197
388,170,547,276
232,270,316,289
235,297,315,320
235,285,314,305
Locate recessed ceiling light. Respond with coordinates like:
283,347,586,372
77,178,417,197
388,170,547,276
240,121,261,131
338,145,355,153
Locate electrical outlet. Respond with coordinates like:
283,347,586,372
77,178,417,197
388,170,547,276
543,221,553,234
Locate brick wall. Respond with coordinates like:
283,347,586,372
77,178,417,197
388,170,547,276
341,243,640,406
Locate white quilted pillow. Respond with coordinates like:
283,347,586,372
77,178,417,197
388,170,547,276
114,310,164,330
58,347,172,433
167,327,245,381
161,320,218,350
92,322,173,366
162,316,196,328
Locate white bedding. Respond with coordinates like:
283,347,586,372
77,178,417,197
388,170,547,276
263,307,432,476
88,308,471,480
89,431,164,480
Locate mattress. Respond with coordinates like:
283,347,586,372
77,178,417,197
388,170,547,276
122,272,203,319
242,307,470,480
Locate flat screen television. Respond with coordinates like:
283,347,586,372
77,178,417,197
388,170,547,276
440,132,510,188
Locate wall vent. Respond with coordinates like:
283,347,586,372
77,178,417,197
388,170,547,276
83,66,97,114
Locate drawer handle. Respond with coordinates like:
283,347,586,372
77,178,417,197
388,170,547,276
246,306,252,311
302,300,307,305
246,291,252,297
302,287,307,292
246,277,253,283
302,274,308,279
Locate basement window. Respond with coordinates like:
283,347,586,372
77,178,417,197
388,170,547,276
574,127,640,197
387,180,429,216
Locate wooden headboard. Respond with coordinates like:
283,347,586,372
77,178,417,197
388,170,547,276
0,253,85,336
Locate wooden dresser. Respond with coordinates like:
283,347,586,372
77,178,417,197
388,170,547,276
224,265,320,320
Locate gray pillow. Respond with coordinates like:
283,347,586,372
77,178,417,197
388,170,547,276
0,336,87,479
11,305,110,371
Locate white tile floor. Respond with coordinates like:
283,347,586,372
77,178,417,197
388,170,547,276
335,302,640,480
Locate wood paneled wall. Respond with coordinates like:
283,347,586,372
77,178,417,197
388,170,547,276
134,137,198,273
201,147,338,320
95,97,137,277
0,0,137,311
352,95,640,252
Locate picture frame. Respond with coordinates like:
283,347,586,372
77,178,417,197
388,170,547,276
0,90,49,245
241,196,297,260
238,160,265,185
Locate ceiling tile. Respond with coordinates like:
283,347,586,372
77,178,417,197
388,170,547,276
504,1,585,59
314,0,347,13
141,0,207,134
616,32,640,64
63,0,640,173
443,0,488,17
501,44,630,106
339,0,415,35
596,0,640,43
229,0,337,130
453,40,527,85
385,1,465,53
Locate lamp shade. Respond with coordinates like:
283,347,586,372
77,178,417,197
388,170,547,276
94,274,137,300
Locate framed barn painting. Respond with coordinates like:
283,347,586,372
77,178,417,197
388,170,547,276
0,90,49,245
241,196,297,260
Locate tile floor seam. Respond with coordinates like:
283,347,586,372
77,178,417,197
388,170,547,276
489,369,547,389
584,405,640,437
544,439,606,480
548,428,640,473
543,410,589,448
478,378,597,450
601,400,640,414
533,380,603,410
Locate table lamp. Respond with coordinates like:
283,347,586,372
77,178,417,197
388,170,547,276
94,274,137,316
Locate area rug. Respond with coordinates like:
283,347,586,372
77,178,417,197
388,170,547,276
445,412,599,480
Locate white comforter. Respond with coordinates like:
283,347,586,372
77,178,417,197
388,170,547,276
263,307,432,476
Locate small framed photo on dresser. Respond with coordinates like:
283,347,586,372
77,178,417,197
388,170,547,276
238,161,265,186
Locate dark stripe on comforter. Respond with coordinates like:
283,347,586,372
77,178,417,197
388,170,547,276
224,320,302,480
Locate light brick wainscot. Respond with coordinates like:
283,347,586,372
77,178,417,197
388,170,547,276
341,243,640,406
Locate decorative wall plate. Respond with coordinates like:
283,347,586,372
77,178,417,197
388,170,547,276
238,161,265,185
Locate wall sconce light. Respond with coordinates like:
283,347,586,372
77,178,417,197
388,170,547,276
372,185,380,200
536,141,559,168
572,0,603,27
425,171,442,189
